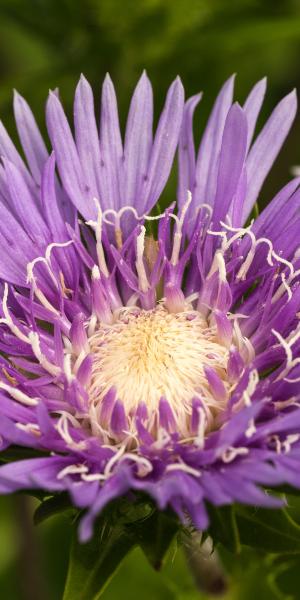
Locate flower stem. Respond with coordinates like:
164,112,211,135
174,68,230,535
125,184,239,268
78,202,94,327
183,532,228,597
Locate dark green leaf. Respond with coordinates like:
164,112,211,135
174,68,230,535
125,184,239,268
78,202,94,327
218,546,288,600
0,445,49,463
34,493,75,525
63,517,136,600
234,506,300,554
208,504,241,553
130,509,179,570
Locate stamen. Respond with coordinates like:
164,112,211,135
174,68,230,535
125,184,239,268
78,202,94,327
88,305,231,441
86,198,109,277
170,191,192,266
136,226,150,293
27,260,60,316
221,446,248,463
165,462,201,477
56,412,87,450
0,381,39,406
57,464,88,480
29,331,61,377
0,283,30,344
242,369,259,406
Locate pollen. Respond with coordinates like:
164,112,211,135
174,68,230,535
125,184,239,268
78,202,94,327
88,305,231,438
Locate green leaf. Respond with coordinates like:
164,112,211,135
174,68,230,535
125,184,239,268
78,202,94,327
34,493,75,525
63,517,136,600
0,445,49,463
130,509,179,570
207,505,241,553
219,546,289,600
234,506,300,554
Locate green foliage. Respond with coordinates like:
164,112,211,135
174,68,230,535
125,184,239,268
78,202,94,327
209,503,300,555
62,499,179,600
33,493,76,526
63,517,135,600
0,0,299,206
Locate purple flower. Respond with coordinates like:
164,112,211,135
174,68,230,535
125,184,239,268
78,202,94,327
0,72,299,542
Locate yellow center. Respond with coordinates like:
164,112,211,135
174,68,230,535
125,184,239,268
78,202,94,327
88,305,230,438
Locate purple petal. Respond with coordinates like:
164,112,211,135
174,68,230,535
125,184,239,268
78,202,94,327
74,74,102,201
46,91,96,220
41,153,68,240
13,90,48,184
252,177,300,238
3,158,50,244
243,89,297,222
124,71,153,205
99,74,123,211
143,77,184,213
0,120,36,195
194,74,235,206
243,77,267,152
178,93,202,208
0,456,72,493
212,103,248,224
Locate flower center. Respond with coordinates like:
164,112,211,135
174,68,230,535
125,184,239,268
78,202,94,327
88,305,231,440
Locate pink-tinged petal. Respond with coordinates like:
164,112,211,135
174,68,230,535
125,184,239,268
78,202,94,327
124,71,153,205
243,89,297,222
99,74,123,211
212,103,248,224
243,77,267,152
74,75,102,201
143,77,184,213
194,74,235,207
13,90,49,184
178,93,202,208
46,91,96,220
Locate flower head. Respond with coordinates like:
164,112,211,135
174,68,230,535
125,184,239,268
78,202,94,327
0,73,300,541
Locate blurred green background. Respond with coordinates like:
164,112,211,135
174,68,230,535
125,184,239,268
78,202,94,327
1,0,300,598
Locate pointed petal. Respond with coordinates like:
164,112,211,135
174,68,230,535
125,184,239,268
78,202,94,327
243,89,297,222
46,91,96,220
143,77,184,213
0,120,37,196
230,167,247,227
243,77,267,152
178,93,202,208
41,152,67,239
3,158,49,243
13,90,48,184
124,71,153,205
194,75,235,206
252,177,300,237
74,75,102,200
0,456,71,493
212,103,248,224
99,74,123,211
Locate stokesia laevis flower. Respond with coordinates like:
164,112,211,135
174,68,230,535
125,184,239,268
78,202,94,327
0,72,299,543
